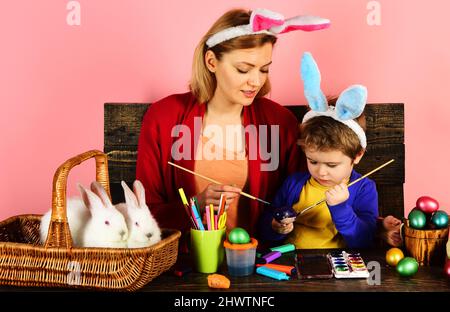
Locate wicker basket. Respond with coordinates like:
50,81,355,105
0,150,181,291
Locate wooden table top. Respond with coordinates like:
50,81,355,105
0,248,448,293
140,248,450,293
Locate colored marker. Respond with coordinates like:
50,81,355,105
270,244,295,254
178,188,189,207
193,197,200,213
190,199,205,231
256,263,297,276
256,251,282,264
256,266,289,281
190,197,201,221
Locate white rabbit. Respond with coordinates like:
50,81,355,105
83,181,129,248
40,182,129,248
115,180,162,248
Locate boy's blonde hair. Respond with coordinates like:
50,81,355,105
189,9,277,104
298,99,367,160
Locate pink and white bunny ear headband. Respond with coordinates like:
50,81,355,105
300,52,368,149
206,8,331,48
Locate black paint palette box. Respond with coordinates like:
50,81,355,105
327,251,370,279
295,253,333,279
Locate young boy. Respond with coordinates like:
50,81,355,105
259,106,379,248
258,52,380,249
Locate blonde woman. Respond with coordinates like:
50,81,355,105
136,8,329,249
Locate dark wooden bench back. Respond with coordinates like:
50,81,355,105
104,103,405,218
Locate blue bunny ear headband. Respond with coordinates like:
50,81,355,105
300,52,368,149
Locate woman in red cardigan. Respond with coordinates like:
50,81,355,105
136,9,330,247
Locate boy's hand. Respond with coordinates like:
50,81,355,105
381,215,403,247
325,182,349,206
271,217,295,235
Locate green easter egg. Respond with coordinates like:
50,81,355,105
396,257,419,277
408,208,426,229
431,210,449,229
228,227,250,244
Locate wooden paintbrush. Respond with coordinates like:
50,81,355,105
168,161,271,205
298,159,395,216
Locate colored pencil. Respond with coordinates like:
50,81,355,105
205,204,211,230
217,193,226,217
210,204,215,230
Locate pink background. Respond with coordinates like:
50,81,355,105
1,0,449,220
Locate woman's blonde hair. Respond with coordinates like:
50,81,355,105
189,9,277,104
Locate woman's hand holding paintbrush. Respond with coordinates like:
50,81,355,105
195,184,241,214
168,161,271,206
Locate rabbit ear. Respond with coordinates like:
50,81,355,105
335,85,367,120
301,52,328,112
90,181,112,208
121,181,138,209
133,180,146,208
77,183,103,215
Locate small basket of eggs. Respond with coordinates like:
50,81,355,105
403,196,449,266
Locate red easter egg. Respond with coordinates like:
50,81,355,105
416,196,439,214
445,259,450,278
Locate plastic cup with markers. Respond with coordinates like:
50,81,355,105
191,228,225,273
183,193,228,274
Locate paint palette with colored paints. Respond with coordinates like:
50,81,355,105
327,251,370,279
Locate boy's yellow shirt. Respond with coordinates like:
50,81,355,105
285,177,346,249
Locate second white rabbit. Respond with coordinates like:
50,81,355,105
115,180,162,248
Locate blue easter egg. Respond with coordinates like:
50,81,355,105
431,210,449,229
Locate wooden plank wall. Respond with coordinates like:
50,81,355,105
104,103,405,218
